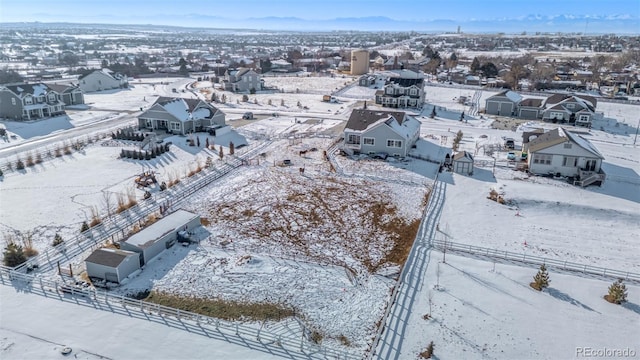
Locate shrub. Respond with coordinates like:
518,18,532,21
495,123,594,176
63,145,72,155
26,154,35,167
80,221,90,233
16,159,24,170
35,153,43,164
52,233,64,247
530,264,550,291
0,168,3,177
419,341,435,359
3,243,26,267
229,142,235,155
605,279,628,304
55,147,62,157
242,94,249,102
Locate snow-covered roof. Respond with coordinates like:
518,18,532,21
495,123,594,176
85,248,138,268
564,129,604,159
124,209,199,249
151,97,216,122
385,115,420,139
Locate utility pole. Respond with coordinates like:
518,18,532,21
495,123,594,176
634,119,639,146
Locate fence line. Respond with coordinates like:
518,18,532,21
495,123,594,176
0,268,360,360
1,121,137,174
432,239,640,283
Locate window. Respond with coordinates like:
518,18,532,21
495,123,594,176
346,134,360,144
409,88,417,95
146,119,153,128
48,94,56,102
25,96,32,105
11,98,16,105
566,103,575,109
386,87,394,94
563,143,572,149
170,122,181,131
562,156,577,167
533,154,552,165
387,139,402,148
363,137,375,145
549,111,564,119
578,114,590,122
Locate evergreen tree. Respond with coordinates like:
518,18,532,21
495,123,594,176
470,57,481,74
532,264,550,290
242,94,249,102
221,94,227,103
606,279,628,304
430,107,437,119
197,136,200,147
80,221,90,233
205,138,210,148
229,142,235,155
218,145,224,159
460,111,465,122
3,243,26,267
52,233,64,247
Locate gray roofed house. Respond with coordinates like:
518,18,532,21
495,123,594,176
223,67,262,93
78,68,128,93
517,98,544,119
541,95,598,127
46,83,85,106
0,83,66,120
526,127,605,186
343,109,420,157
138,96,226,135
484,90,523,116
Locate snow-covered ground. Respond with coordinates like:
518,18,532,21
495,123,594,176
2,76,639,360
403,253,640,359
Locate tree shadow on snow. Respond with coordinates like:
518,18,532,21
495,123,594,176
622,301,640,315
546,287,599,313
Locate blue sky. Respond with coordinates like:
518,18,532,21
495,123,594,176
1,0,637,22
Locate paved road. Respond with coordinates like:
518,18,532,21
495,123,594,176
373,179,446,360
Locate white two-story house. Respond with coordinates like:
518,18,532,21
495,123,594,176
374,70,425,109
138,97,226,135
78,68,128,93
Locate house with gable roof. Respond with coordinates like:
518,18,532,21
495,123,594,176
374,70,425,109
343,109,420,157
526,127,605,186
0,83,66,120
47,83,85,106
223,67,263,93
484,90,523,116
138,97,225,135
540,94,598,128
78,68,128,93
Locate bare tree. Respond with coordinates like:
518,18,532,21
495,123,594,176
102,191,114,217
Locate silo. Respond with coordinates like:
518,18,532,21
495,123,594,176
350,49,370,75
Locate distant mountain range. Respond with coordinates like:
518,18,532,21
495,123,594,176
5,14,639,34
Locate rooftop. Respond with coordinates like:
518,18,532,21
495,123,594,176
124,209,199,249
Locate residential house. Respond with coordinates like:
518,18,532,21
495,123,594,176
47,83,85,106
85,248,141,284
541,94,597,127
484,90,522,116
374,70,425,109
78,68,128,93
527,127,605,186
343,109,420,157
223,68,262,92
452,151,474,175
0,83,66,120
517,98,544,119
138,97,225,135
120,210,201,266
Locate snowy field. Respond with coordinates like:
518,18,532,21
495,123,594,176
2,76,640,360
403,253,640,359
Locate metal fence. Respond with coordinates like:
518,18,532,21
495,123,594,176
432,239,640,284
0,268,360,360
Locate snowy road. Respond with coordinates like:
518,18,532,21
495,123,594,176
373,179,446,360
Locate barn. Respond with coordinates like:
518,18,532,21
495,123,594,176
452,151,474,175
85,248,141,284
119,209,200,266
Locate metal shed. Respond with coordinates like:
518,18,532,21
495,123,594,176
120,209,201,266
85,248,140,283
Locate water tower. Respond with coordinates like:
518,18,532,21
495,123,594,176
350,49,369,75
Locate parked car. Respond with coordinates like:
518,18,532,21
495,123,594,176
282,159,292,166
504,138,515,149
507,152,516,160
242,112,254,120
